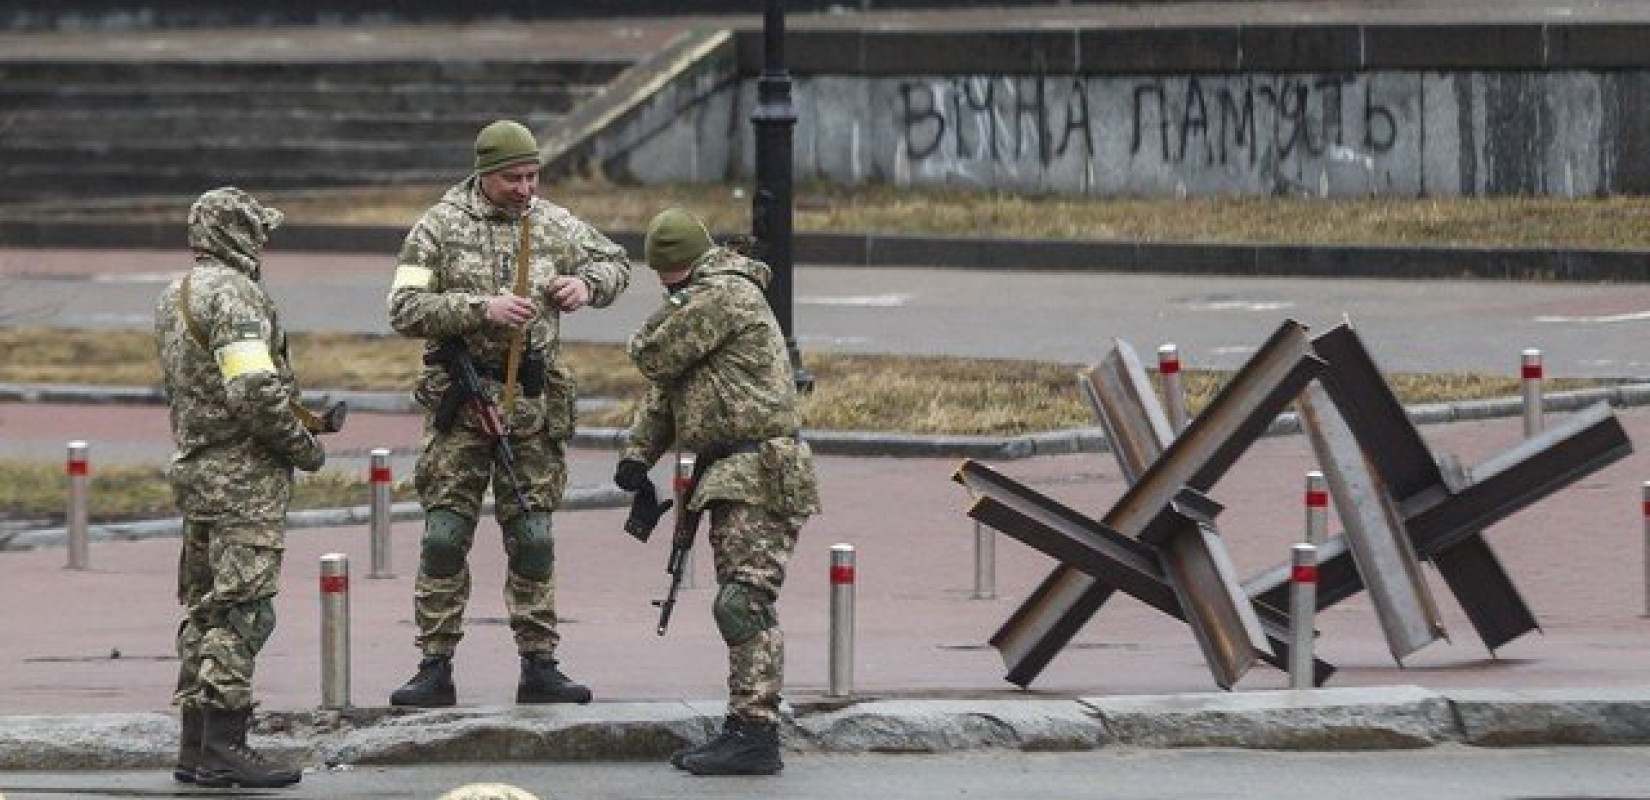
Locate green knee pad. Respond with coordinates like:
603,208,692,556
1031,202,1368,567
505,512,555,581
224,598,277,654
420,509,476,578
713,582,776,646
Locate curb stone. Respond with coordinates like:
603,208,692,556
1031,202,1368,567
4,688,1650,770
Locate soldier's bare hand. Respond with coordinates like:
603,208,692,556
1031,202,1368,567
544,275,591,312
486,294,538,326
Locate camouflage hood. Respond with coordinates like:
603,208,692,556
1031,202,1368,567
691,246,773,291
187,187,283,280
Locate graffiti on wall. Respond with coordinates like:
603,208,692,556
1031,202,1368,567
894,74,1402,189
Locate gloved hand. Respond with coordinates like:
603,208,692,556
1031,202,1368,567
290,431,326,473
623,481,674,543
614,458,652,492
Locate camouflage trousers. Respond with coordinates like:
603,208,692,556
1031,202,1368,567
708,501,804,726
412,424,568,656
173,519,284,711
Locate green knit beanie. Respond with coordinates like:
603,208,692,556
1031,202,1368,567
474,120,541,174
644,207,714,271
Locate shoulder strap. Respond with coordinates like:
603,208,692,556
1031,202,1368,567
177,273,210,348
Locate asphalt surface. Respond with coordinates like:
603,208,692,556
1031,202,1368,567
3,1,1650,773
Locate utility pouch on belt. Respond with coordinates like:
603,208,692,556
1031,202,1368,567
760,437,821,516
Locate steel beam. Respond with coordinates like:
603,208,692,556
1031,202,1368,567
988,320,1324,687
1298,382,1446,662
1252,325,1632,653
957,461,1266,689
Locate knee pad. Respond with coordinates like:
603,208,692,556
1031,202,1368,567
420,509,476,579
224,599,277,654
713,582,776,647
506,512,555,581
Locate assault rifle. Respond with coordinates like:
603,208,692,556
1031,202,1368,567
651,455,713,636
424,337,533,513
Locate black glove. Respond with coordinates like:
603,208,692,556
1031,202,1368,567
614,459,652,492
623,480,674,543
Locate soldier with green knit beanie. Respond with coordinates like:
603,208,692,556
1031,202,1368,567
386,119,632,708
614,207,820,776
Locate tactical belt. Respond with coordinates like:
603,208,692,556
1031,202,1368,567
699,433,798,461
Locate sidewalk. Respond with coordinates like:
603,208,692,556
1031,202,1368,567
3,399,1649,765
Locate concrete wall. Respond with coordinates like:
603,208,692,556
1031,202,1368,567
597,69,1650,198
578,25,1650,198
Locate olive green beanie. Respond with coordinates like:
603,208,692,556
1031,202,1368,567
474,120,541,174
644,207,714,271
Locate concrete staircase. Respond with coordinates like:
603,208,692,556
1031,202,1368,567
0,59,628,203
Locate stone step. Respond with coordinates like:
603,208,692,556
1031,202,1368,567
0,140,470,172
0,59,628,86
0,167,458,204
0,81,596,114
0,109,564,143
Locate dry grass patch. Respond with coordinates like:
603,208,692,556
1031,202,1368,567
36,180,1650,250
0,328,1604,438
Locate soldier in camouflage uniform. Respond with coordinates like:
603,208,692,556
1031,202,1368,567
386,120,631,707
614,207,820,776
154,187,324,789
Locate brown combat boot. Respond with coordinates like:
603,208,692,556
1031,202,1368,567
195,706,302,789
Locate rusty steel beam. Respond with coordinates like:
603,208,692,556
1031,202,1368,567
957,461,1270,689
984,320,1326,688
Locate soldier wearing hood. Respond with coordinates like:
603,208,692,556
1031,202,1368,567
614,207,820,776
386,120,631,708
153,187,323,789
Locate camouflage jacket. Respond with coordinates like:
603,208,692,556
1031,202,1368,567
622,247,820,516
387,176,631,437
154,188,322,525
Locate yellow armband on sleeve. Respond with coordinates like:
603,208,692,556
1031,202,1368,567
215,340,276,380
392,265,435,290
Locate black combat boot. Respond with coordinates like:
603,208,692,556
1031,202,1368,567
671,715,737,770
680,715,783,776
194,707,302,789
172,705,202,783
515,653,592,704
389,655,456,707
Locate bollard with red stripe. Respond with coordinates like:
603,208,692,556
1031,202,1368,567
1304,471,1328,547
829,543,856,697
65,441,90,570
1288,542,1318,689
1642,482,1649,618
368,448,394,579
1157,343,1188,433
1521,348,1544,438
320,553,351,709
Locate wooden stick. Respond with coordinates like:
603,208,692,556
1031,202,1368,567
500,215,531,420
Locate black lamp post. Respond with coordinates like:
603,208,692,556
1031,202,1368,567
751,0,813,392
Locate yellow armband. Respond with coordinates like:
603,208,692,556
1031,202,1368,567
215,340,276,380
392,265,434,290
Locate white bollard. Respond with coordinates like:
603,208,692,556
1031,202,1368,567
828,543,856,698
1157,343,1188,433
1643,482,1649,618
368,448,394,579
66,441,90,570
1305,471,1328,547
320,553,351,709
1521,348,1544,438
972,519,996,600
1289,543,1317,689
675,453,697,590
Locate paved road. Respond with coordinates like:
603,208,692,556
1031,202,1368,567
5,746,1650,800
6,247,1650,378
